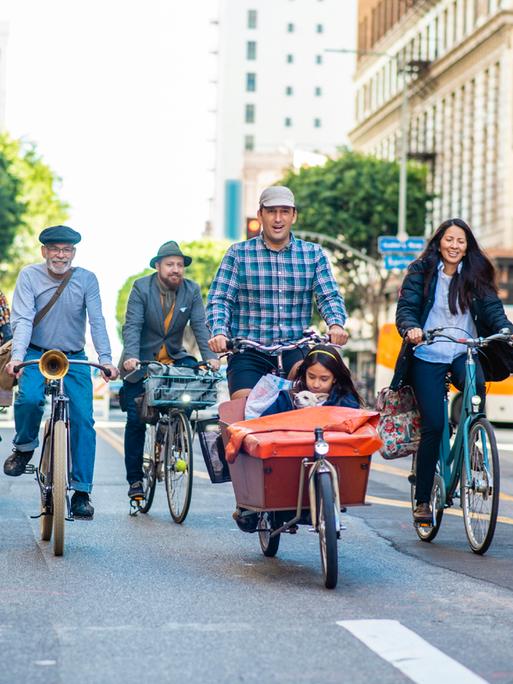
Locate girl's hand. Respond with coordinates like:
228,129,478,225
406,327,423,345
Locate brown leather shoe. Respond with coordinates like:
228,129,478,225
413,502,432,523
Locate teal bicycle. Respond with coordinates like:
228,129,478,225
410,327,513,554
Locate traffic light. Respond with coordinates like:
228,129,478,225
246,217,260,239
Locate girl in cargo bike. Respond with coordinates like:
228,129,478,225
261,344,362,416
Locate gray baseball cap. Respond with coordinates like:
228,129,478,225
259,186,295,208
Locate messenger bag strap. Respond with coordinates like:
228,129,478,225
33,268,75,328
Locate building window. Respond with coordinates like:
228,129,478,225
314,86,322,96
245,104,255,123
316,23,324,33
246,73,256,92
286,53,294,63
285,85,293,95
287,22,295,32
314,118,322,127
284,117,292,127
315,54,323,64
247,9,257,29
244,134,255,151
247,41,257,60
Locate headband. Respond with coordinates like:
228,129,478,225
307,349,339,362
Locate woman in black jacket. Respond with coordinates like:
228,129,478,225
391,218,513,524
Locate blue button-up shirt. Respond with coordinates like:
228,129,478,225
206,234,346,345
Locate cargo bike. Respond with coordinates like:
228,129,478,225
201,335,382,589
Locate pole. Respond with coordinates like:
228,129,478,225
398,71,409,241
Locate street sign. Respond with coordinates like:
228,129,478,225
383,254,414,270
378,236,425,254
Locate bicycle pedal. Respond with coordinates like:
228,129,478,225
24,464,36,474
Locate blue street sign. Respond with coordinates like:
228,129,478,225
378,236,425,254
383,254,414,270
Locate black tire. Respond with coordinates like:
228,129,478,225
257,512,280,557
52,420,68,557
462,417,500,554
164,412,193,524
411,472,444,542
450,392,463,426
39,421,53,541
317,471,338,589
138,425,157,514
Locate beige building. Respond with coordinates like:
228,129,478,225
349,0,513,250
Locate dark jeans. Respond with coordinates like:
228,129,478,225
123,356,197,484
410,353,486,504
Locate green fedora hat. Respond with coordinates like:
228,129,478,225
149,241,192,269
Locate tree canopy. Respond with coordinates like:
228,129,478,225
0,133,69,290
115,239,230,341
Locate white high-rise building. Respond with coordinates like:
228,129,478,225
0,22,8,130
212,0,353,239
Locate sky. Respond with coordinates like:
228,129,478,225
0,0,356,357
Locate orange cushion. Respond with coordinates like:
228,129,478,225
225,406,382,462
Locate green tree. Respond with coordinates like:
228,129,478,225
278,149,432,339
115,239,230,342
0,152,25,277
0,133,69,290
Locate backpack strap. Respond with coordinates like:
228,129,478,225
33,268,75,328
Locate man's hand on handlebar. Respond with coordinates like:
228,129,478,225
207,358,221,371
208,335,229,354
328,325,349,346
101,363,119,382
123,357,140,372
406,327,424,345
6,359,23,378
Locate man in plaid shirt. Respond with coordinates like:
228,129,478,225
207,186,348,399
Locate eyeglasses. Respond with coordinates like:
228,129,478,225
45,246,75,255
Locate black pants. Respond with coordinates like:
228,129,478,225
410,354,486,504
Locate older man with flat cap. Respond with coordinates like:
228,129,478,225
120,240,219,500
3,225,118,519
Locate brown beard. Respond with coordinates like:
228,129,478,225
158,274,182,291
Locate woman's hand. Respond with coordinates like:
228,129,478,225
406,327,424,345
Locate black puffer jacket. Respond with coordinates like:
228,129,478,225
390,259,513,388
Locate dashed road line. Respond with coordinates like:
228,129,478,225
337,620,487,684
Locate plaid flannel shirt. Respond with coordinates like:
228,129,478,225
206,234,347,345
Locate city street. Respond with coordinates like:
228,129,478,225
1,420,513,683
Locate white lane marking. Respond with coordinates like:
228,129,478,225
337,620,487,684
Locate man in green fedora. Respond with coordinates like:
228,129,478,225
119,240,219,501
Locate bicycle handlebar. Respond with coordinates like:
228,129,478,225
414,327,513,350
13,358,113,377
225,331,330,355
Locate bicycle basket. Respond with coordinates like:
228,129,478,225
197,418,231,484
144,366,221,409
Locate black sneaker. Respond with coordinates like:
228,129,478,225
70,491,94,519
3,449,34,476
232,508,258,533
128,481,144,499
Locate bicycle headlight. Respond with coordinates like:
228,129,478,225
471,395,481,413
315,440,329,456
181,393,191,403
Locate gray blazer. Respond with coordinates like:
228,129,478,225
120,274,215,381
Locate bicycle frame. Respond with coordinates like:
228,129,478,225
435,347,490,508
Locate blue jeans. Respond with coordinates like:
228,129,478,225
123,356,197,484
410,353,485,504
13,347,95,493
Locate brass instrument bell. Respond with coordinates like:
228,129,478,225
38,350,69,380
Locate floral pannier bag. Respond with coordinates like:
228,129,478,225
376,385,421,460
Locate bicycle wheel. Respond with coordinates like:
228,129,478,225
257,512,280,557
164,412,193,523
138,425,157,514
39,421,53,541
462,417,500,554
317,471,338,589
411,470,444,543
52,420,68,557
